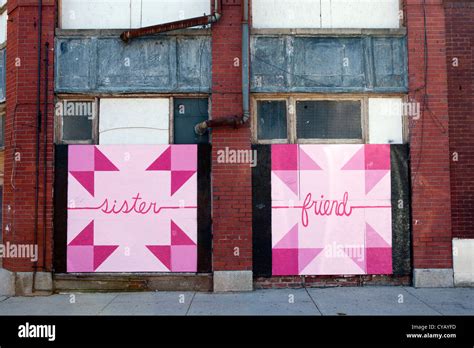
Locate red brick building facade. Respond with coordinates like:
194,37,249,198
0,0,472,295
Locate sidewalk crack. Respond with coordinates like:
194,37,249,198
97,294,119,316
403,287,443,315
185,292,196,316
305,287,323,316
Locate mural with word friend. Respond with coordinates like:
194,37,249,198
67,145,197,273
272,145,392,275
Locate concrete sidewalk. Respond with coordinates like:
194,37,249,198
0,287,472,316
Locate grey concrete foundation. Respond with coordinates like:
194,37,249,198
213,271,253,292
0,268,15,296
413,268,454,288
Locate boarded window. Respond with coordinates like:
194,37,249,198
368,98,404,144
0,8,6,45
257,100,287,140
252,0,400,29
296,101,362,140
173,98,209,144
60,0,211,30
99,98,169,145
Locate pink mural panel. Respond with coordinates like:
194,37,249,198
272,145,392,276
67,145,197,273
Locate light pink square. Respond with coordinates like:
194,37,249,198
67,246,94,272
69,146,95,171
171,146,197,171
171,245,197,272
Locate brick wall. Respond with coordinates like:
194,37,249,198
3,0,55,272
211,0,253,271
445,0,474,239
405,0,452,269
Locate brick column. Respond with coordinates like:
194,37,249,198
1,0,55,295
445,0,474,286
406,0,453,287
211,0,253,291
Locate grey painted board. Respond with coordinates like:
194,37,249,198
251,35,408,93
173,98,209,144
55,36,211,93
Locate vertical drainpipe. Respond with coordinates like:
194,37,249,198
242,0,250,123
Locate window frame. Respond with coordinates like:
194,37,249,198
55,94,211,145
252,94,407,145
54,96,99,145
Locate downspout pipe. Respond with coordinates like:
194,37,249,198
241,0,250,123
195,0,250,136
120,0,222,42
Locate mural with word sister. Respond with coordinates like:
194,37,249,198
67,145,197,272
272,144,392,275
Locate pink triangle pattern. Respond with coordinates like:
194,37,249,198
171,220,196,246
146,245,171,270
274,224,298,249
341,146,365,170
299,148,322,170
171,171,196,196
93,245,119,271
67,219,119,272
146,147,171,171
298,248,323,273
365,170,390,194
366,222,390,248
273,170,298,196
94,147,119,172
69,221,94,246
70,171,95,197
343,247,366,272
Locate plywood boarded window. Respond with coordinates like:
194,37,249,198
60,0,211,30
99,98,170,145
252,0,401,29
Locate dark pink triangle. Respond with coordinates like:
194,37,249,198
274,223,298,249
171,171,196,196
171,220,196,246
146,147,171,171
70,171,95,196
146,245,171,270
93,245,118,270
69,221,94,246
94,147,119,172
